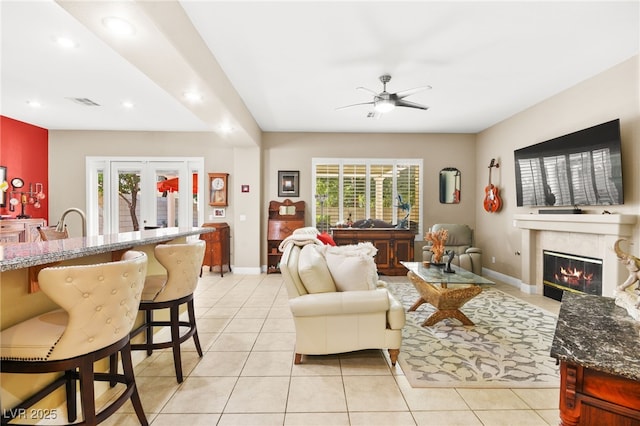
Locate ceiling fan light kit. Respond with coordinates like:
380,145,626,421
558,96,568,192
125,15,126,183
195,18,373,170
337,74,430,117
374,99,396,113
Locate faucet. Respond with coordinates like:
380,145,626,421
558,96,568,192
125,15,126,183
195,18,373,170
55,207,87,237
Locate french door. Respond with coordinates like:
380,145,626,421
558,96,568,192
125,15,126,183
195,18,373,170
86,157,204,236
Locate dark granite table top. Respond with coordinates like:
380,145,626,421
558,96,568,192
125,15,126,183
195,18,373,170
551,292,640,381
0,227,213,272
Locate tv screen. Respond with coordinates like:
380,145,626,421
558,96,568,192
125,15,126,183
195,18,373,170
514,119,623,207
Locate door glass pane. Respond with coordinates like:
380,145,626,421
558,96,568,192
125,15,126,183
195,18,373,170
191,171,199,226
96,169,105,235
116,169,141,232
155,168,181,228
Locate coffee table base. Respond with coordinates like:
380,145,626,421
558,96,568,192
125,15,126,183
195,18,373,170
407,271,482,326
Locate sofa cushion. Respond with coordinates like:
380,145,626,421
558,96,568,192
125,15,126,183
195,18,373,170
325,243,378,291
298,244,337,293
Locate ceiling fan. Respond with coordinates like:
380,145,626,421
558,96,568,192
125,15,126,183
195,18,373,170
337,74,431,118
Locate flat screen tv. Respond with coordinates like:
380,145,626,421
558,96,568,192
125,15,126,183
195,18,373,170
514,119,623,207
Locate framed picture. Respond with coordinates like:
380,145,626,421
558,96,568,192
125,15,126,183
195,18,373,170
278,170,299,197
0,166,6,208
209,173,229,207
213,208,226,218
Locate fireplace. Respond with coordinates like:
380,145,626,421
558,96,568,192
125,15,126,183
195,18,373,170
543,250,603,301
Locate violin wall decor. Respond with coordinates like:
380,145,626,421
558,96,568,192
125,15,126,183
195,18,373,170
483,159,502,213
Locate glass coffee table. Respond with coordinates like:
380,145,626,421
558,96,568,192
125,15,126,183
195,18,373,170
401,261,494,326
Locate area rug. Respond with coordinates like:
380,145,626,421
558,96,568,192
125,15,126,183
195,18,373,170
386,281,560,388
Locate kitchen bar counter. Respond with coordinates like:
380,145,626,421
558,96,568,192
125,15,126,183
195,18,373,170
1,226,215,413
550,292,640,425
551,292,640,381
0,227,213,272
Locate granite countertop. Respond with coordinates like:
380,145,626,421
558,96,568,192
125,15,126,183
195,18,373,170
0,227,213,272
551,291,640,381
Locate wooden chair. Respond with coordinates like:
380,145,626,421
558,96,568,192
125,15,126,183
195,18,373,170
37,225,69,241
0,251,149,425
130,240,206,383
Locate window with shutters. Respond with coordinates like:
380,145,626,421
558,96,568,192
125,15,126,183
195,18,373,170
312,158,422,240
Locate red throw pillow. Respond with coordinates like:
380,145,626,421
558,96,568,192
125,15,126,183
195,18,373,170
317,232,337,246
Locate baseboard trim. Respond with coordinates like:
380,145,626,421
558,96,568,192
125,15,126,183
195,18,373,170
482,267,537,294
232,266,262,275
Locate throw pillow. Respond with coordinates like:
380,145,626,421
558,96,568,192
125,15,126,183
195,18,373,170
297,244,336,293
325,243,378,291
317,232,337,246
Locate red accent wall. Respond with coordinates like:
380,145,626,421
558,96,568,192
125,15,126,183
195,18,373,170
0,116,49,221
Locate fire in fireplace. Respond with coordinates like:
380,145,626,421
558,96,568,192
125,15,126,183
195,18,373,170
543,250,603,301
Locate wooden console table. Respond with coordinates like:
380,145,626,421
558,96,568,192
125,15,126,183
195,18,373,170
331,227,415,276
551,292,640,425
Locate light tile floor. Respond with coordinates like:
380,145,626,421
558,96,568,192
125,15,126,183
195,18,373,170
101,271,561,426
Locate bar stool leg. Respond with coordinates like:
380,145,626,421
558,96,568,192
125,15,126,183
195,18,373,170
188,298,203,357
79,357,97,425
170,304,184,383
121,342,149,426
64,370,77,423
145,310,154,356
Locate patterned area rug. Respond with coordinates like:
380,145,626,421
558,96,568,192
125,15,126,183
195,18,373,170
386,281,560,388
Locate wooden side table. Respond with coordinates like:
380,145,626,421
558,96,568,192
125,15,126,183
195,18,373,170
200,222,231,277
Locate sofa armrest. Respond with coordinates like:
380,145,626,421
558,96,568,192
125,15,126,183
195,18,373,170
386,293,406,329
465,247,482,254
289,289,390,317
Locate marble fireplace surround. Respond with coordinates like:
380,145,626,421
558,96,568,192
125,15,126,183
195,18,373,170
514,214,637,297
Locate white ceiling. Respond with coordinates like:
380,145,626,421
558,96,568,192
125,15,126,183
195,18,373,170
1,1,638,140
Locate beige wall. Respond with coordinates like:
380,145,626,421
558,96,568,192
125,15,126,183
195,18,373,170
475,55,640,282
261,132,477,264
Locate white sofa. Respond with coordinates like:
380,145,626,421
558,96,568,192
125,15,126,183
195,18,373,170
279,229,405,366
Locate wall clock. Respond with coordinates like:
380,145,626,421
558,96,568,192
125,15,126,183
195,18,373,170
209,173,229,207
11,177,24,189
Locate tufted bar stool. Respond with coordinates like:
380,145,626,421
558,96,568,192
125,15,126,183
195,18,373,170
130,240,206,383
0,251,148,425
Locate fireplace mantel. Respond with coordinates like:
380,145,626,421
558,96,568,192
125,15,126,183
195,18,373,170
513,213,637,236
513,213,637,296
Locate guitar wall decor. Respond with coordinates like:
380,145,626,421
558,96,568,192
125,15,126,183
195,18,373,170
483,159,502,213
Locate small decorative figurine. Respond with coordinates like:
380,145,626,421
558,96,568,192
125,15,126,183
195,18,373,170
443,250,456,273
613,239,640,321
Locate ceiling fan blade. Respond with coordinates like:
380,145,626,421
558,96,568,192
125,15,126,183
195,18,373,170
335,101,374,111
356,86,379,96
395,85,432,99
395,99,429,110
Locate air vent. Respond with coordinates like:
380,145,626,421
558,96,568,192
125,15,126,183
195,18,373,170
66,97,101,107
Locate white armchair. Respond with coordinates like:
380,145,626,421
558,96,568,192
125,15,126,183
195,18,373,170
279,236,405,366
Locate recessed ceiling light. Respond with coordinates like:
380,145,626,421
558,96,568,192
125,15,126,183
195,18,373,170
219,123,234,134
121,101,135,109
54,36,78,48
183,91,203,103
102,16,136,36
27,100,42,108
